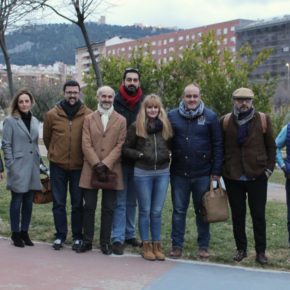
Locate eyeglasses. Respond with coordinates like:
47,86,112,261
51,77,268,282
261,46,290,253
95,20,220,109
65,91,79,95
125,77,139,83
185,94,199,99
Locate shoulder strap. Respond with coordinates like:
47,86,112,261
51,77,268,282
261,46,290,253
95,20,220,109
258,112,267,133
222,113,232,131
223,112,267,133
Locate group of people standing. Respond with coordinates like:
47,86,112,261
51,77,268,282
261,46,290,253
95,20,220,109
0,67,289,266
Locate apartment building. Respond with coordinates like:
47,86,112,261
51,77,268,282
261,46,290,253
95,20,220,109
236,15,290,87
105,19,252,64
75,36,132,86
0,62,73,87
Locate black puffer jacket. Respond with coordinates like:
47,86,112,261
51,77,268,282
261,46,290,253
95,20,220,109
122,123,171,170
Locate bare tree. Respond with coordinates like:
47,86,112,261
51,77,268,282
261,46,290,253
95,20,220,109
0,0,19,98
0,0,44,99
40,0,114,87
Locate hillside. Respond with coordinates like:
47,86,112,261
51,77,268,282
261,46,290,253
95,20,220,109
0,23,176,65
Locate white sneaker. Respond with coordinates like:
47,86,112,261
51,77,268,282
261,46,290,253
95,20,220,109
53,239,63,250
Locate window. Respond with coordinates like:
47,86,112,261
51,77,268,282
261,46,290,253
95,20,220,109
230,36,236,42
178,36,184,41
169,38,175,43
216,29,222,35
163,39,167,45
223,27,228,34
230,26,235,32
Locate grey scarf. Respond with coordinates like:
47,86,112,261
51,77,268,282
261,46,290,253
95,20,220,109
233,106,255,126
178,100,205,119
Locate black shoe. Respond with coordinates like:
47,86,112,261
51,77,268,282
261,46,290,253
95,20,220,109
52,239,63,250
11,232,25,248
256,252,268,265
125,238,142,247
101,243,112,255
72,239,82,251
21,231,34,246
233,250,247,262
76,241,92,253
112,242,124,255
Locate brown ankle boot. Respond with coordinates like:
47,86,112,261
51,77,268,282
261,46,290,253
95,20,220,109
141,241,156,261
153,242,165,261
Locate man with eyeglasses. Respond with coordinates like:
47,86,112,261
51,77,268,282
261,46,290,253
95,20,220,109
221,87,275,265
43,80,92,251
168,83,223,260
111,68,143,255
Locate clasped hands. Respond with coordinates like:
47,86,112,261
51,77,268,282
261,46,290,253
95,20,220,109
93,162,109,182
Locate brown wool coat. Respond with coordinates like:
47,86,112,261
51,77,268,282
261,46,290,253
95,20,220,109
79,110,127,190
43,103,92,170
221,112,276,180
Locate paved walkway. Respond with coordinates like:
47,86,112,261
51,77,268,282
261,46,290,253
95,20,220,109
0,238,289,290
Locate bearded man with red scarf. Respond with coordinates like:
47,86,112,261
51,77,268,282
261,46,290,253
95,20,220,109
112,68,144,255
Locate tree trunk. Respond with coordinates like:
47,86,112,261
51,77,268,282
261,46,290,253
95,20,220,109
78,22,103,87
0,31,14,99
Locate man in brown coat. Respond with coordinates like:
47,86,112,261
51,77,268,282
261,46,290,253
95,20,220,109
221,87,276,265
43,80,92,251
77,85,127,255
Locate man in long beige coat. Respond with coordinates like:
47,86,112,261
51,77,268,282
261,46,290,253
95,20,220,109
77,86,127,255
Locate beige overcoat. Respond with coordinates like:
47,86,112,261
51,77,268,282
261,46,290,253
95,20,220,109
79,110,127,190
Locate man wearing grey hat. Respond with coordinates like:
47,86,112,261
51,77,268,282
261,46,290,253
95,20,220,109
221,87,275,265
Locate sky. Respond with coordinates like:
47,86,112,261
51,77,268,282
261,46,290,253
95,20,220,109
36,0,290,29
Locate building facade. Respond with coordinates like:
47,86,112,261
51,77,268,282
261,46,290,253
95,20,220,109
236,15,290,85
105,19,251,64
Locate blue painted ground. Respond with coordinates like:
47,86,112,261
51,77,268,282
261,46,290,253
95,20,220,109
144,262,290,290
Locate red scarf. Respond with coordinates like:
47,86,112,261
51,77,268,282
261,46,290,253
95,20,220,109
119,85,142,109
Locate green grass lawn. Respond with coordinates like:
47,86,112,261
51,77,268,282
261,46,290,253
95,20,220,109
269,168,285,185
1,178,290,271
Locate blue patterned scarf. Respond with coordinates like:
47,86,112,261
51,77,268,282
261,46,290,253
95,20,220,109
178,100,205,119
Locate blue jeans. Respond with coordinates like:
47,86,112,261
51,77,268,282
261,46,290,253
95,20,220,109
112,164,137,243
50,162,83,241
135,172,169,241
171,175,210,250
10,191,34,232
286,179,290,242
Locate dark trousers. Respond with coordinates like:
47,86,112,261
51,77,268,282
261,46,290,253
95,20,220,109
83,188,116,246
10,191,34,232
50,162,83,241
224,175,268,253
285,179,290,242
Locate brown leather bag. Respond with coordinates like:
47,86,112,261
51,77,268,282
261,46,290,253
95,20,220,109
33,177,52,204
202,179,229,223
90,170,117,190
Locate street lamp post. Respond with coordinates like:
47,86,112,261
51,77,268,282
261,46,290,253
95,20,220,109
286,63,289,91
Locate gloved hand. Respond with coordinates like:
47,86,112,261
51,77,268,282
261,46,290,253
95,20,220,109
93,162,109,182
